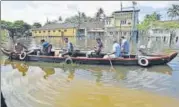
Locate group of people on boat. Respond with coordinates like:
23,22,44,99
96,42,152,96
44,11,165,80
12,36,147,59
104,36,130,58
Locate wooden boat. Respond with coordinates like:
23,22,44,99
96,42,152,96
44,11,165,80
1,48,178,67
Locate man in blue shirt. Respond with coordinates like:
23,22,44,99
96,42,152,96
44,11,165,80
41,39,52,55
121,36,129,56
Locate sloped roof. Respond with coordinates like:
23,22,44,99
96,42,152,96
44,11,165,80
32,23,78,30
32,21,105,31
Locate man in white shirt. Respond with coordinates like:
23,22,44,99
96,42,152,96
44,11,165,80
61,38,74,57
103,40,121,58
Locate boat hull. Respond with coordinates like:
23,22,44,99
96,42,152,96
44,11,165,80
1,48,178,67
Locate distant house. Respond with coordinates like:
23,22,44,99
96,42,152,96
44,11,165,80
148,20,179,45
104,10,140,39
32,23,77,37
32,21,105,38
80,21,105,38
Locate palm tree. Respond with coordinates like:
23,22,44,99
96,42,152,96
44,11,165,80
167,4,179,20
99,8,104,15
145,14,150,19
58,16,62,21
95,8,105,21
81,12,87,22
156,14,161,20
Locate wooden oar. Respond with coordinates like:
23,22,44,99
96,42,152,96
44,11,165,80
107,54,116,72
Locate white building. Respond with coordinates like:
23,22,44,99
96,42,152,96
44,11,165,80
148,20,179,45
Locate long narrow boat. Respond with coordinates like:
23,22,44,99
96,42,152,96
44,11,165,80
1,48,178,67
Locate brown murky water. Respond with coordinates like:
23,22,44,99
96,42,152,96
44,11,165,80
1,37,179,107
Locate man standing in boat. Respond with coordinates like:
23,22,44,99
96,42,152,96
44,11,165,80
121,36,130,56
61,37,74,57
86,38,103,57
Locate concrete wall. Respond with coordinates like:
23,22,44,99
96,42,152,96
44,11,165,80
32,28,76,37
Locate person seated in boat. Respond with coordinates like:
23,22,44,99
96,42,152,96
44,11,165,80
103,40,121,59
61,38,74,57
40,39,52,55
121,36,130,57
14,42,28,54
138,45,148,56
86,38,103,57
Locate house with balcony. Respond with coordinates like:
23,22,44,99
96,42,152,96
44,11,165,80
104,10,140,39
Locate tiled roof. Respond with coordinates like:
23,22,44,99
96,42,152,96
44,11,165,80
32,23,77,30
32,21,105,30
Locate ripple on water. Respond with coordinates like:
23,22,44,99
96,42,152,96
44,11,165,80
1,59,179,107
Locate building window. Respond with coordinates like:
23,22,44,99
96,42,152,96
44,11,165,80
110,32,113,35
53,30,56,32
64,29,67,32
121,20,126,25
39,31,41,33
43,31,45,33
59,30,61,32
48,30,50,32
109,21,111,25
176,37,178,43
164,36,166,42
35,31,37,33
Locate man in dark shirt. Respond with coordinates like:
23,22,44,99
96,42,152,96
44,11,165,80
86,38,103,57
94,38,103,55
14,42,27,54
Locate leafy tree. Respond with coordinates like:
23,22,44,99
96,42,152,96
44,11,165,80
58,16,62,21
95,8,106,21
137,12,162,30
65,12,95,24
0,20,31,39
32,22,42,28
167,4,179,20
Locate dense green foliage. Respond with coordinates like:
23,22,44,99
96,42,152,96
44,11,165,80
32,22,42,28
138,4,179,30
64,8,105,24
1,20,32,38
65,12,95,24
137,12,161,30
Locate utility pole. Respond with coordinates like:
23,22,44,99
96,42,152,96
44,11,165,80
132,1,137,55
78,11,81,37
119,1,123,43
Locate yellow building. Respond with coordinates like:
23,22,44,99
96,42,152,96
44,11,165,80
105,10,140,36
32,23,77,37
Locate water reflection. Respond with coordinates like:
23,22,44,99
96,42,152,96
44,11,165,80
41,67,55,79
1,59,179,107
